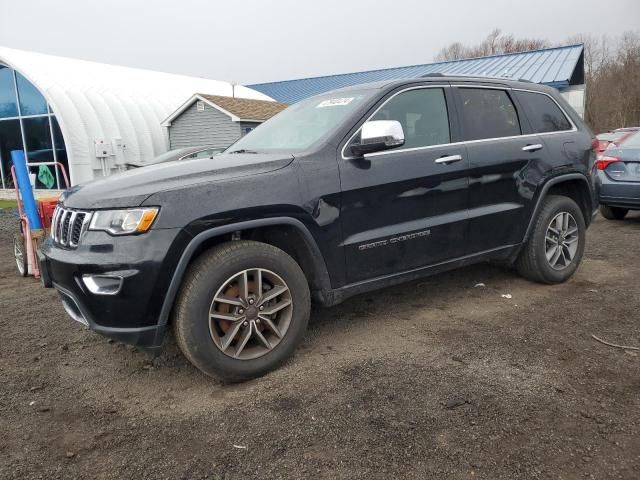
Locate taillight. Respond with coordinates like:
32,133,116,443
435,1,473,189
595,155,622,170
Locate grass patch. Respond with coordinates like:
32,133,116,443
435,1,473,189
0,199,18,209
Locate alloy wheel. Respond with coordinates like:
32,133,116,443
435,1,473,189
209,268,293,360
545,212,579,270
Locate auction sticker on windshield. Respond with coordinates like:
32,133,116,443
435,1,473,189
317,98,354,108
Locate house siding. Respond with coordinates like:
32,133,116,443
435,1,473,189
169,102,241,149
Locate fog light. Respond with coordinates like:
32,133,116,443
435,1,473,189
82,275,123,295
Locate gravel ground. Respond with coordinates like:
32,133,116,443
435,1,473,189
0,207,639,479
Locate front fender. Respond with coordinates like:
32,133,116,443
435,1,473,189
151,217,332,346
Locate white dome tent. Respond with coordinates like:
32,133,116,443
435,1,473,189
0,46,273,187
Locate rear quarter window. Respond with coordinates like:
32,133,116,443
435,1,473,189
517,91,573,133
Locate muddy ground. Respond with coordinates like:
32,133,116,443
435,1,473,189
0,208,638,479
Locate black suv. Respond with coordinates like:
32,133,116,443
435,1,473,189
39,76,597,381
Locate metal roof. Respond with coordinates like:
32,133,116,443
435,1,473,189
247,44,584,104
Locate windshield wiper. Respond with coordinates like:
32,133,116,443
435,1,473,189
227,149,258,154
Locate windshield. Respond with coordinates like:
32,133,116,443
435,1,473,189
226,90,375,153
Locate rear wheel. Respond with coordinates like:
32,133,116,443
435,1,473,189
599,205,628,220
173,240,310,382
516,195,586,284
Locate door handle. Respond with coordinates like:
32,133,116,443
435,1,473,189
522,144,543,152
435,154,463,165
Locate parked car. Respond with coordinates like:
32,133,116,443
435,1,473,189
39,76,597,381
596,130,640,219
126,145,223,168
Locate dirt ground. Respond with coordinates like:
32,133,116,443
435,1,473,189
0,208,639,480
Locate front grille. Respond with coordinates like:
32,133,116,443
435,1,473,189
51,206,91,248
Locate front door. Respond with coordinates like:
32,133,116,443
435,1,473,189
339,86,469,283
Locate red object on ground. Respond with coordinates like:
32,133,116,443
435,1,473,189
37,197,59,229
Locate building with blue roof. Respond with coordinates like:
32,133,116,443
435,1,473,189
247,44,586,117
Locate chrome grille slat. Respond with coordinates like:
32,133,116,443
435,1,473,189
51,206,91,249
51,207,61,242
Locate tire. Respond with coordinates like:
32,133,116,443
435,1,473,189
516,195,586,284
13,233,28,277
599,205,628,220
173,240,310,382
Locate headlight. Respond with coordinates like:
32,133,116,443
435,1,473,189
89,208,159,235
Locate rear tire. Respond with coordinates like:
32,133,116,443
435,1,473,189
599,205,628,220
516,195,586,284
173,240,310,382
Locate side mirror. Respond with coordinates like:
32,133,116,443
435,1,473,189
350,120,405,156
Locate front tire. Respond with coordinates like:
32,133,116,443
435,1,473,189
516,195,586,284
173,240,310,382
599,205,628,220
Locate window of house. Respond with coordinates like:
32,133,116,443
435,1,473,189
458,88,521,141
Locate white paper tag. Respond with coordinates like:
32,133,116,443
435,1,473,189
316,97,354,108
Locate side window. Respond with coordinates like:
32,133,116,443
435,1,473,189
368,88,450,149
458,88,520,141
518,91,572,133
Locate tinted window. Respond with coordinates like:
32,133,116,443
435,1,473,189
16,72,48,116
519,91,572,133
459,88,520,141
23,117,53,162
369,88,450,149
0,119,23,188
0,65,19,118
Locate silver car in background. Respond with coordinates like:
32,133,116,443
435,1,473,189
597,130,640,219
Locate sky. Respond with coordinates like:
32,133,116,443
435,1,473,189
1,0,639,85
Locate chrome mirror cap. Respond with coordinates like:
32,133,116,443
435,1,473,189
351,120,405,156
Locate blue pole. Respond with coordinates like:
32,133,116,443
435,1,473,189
11,150,42,230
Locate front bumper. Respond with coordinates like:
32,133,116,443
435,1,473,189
39,227,189,348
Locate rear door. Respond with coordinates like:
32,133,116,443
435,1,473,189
339,85,469,283
451,85,548,254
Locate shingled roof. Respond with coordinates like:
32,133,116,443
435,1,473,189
198,94,287,121
161,93,288,127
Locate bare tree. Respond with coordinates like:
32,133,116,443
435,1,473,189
572,31,640,132
435,29,550,61
434,29,640,132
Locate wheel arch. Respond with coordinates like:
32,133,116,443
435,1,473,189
523,173,594,242
153,217,332,344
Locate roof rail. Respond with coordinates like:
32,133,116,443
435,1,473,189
517,78,534,83
420,72,445,78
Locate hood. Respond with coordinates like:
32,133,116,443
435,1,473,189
61,153,294,209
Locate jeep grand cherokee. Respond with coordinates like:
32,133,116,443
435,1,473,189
39,76,598,381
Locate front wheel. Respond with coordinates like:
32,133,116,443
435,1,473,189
173,240,310,382
516,195,586,284
599,205,628,220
